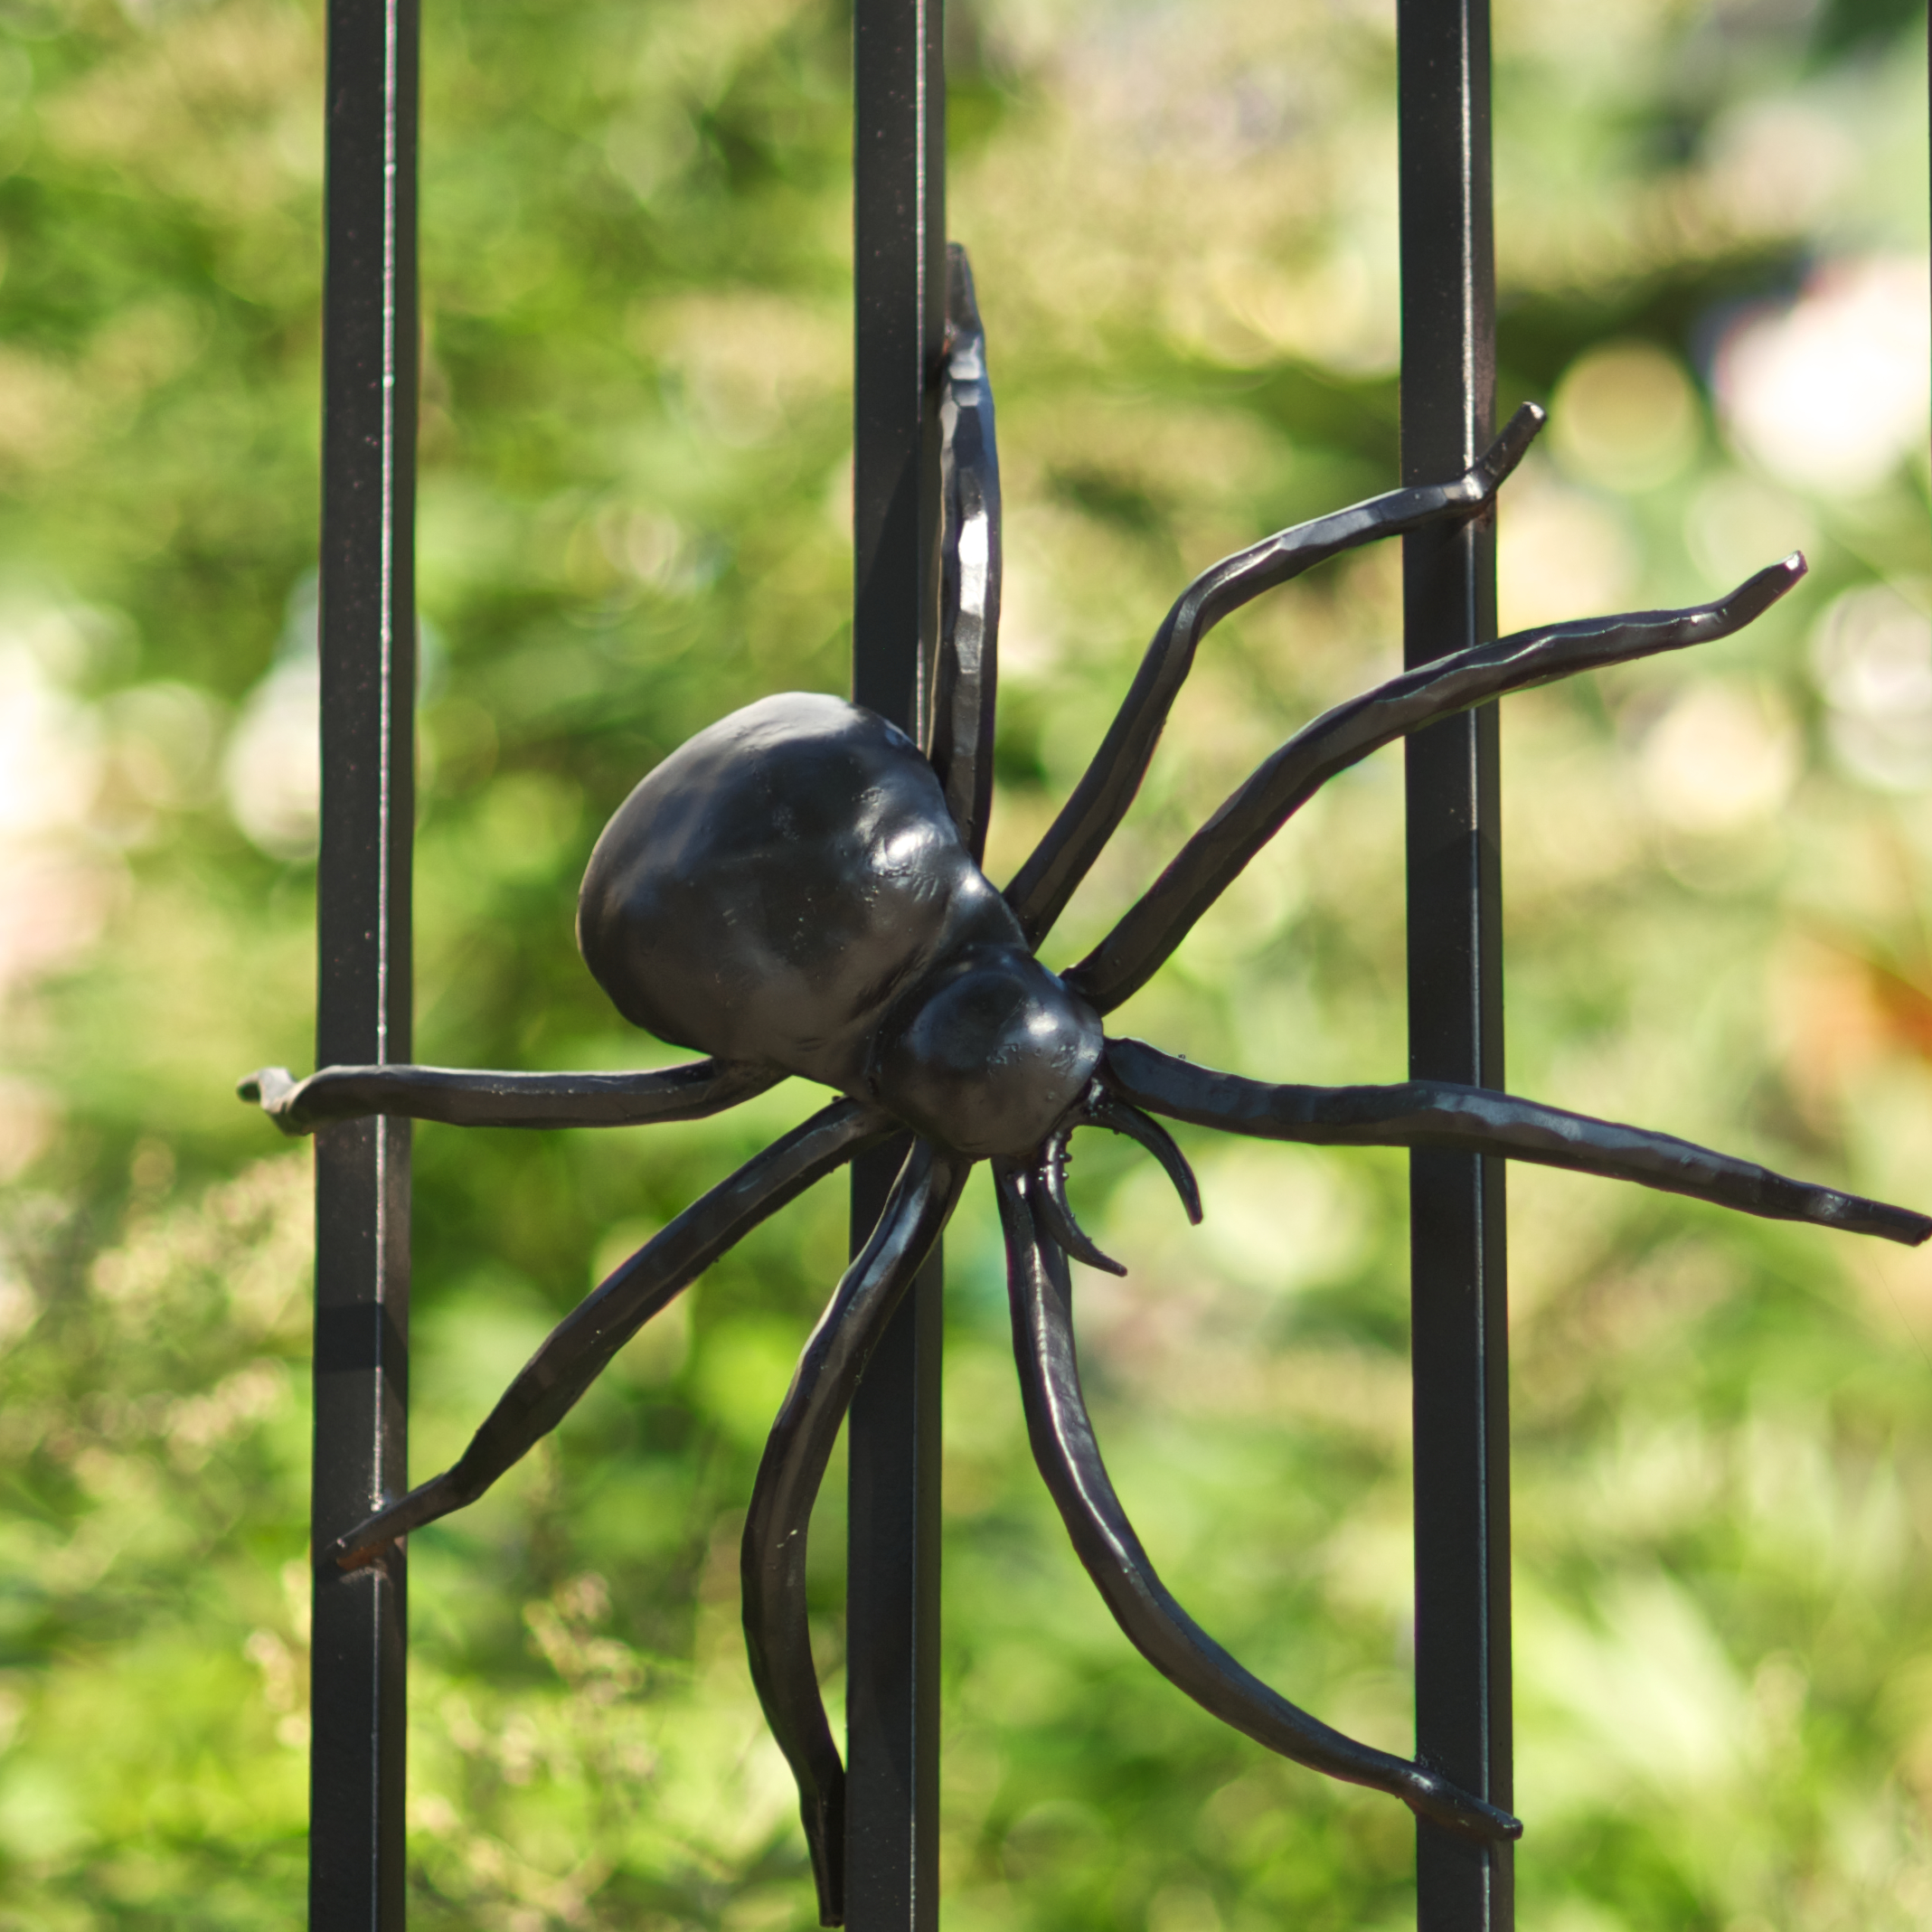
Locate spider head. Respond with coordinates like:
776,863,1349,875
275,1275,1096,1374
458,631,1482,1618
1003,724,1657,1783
868,945,1103,1158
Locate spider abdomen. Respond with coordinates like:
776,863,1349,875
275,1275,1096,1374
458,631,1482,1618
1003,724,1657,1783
578,693,1027,1098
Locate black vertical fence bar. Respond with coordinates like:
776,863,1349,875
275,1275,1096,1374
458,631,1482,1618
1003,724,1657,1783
311,1,419,1927
847,2,946,1927
1396,4,1513,1931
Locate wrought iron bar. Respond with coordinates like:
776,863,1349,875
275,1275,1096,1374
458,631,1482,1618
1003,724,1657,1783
847,1,947,1927
310,1,419,1926
1396,5,1513,1930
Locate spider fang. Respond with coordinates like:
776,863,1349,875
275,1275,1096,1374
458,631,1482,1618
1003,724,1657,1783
1031,1080,1206,1273
1085,1086,1203,1224
1032,1127,1125,1275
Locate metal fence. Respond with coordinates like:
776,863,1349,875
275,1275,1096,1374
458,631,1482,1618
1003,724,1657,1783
309,1,1512,1927
312,0,416,1923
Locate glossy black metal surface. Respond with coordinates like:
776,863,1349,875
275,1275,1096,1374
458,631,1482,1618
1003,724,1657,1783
250,254,1931,1927
1007,403,1542,953
931,245,1002,862
746,1139,970,1927
309,2,417,1927
241,1056,776,1132
578,693,1019,1092
994,1162,1518,1839
1069,546,1801,1014
1397,4,1509,1923
1103,1041,1931,1246
319,1101,892,1571
849,5,948,1921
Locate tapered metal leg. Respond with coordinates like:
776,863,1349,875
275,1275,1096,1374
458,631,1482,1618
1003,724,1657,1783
741,1140,969,1928
1067,558,1805,1013
993,1165,1518,1839
1101,1040,1930,1245
242,1056,777,1133
1004,406,1544,949
323,1100,889,1569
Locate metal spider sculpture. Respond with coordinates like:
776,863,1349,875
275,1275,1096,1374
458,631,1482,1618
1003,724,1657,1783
242,252,1929,1925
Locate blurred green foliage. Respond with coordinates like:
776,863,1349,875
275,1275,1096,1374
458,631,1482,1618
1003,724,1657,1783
2,0,1931,1927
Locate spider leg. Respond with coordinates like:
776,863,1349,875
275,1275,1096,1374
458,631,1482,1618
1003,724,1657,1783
238,1056,777,1135
1103,1037,1932,1245
740,1136,970,1928
1004,401,1546,948
320,1098,892,1571
992,1162,1522,1842
928,242,1002,862
1068,555,1807,1012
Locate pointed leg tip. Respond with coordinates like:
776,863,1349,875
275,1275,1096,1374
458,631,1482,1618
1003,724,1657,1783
1748,551,1807,600
1401,1767,1522,1843
1822,1190,1930,1246
1175,1170,1204,1225
321,1476,461,1572
1504,400,1547,443
804,1795,845,1927
946,246,985,344
322,1533,387,1574
239,1067,307,1133
1716,552,1808,628
238,1065,296,1106
1892,1211,1932,1248
1479,405,1544,484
